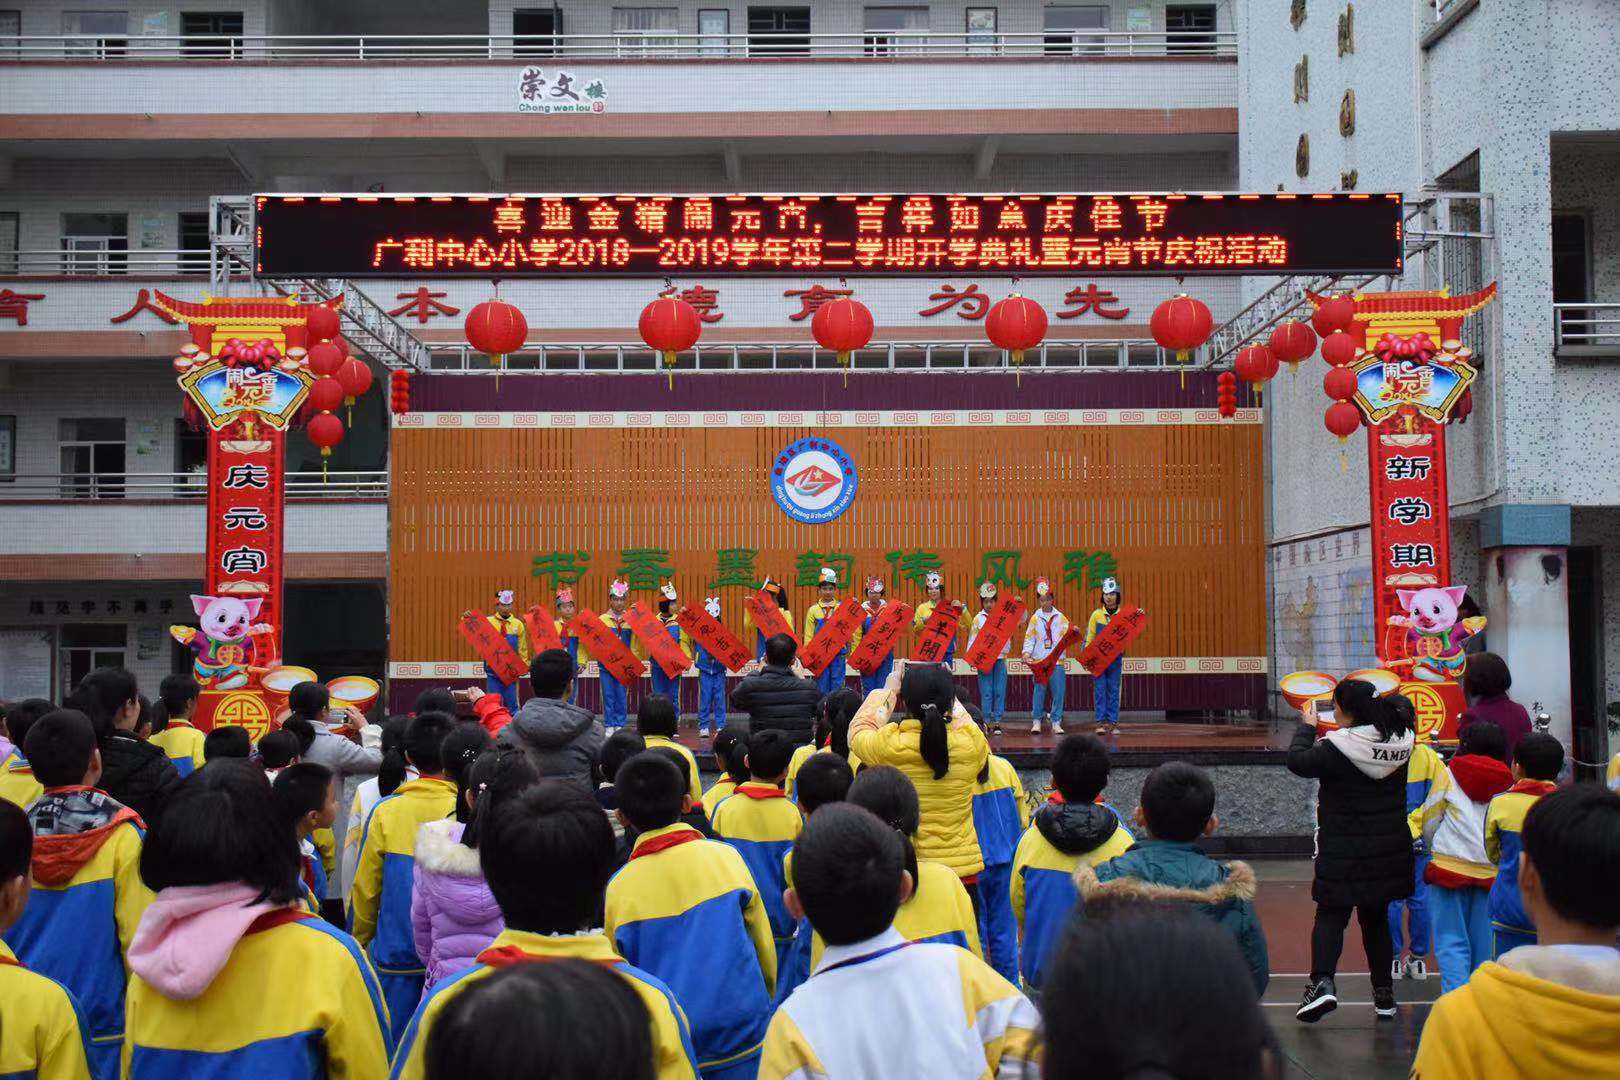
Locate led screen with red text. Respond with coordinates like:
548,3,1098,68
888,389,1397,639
253,193,1404,278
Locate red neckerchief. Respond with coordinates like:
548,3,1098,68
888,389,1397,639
736,782,787,800
0,953,23,970
476,945,621,970
300,852,318,893
1508,779,1558,797
246,908,314,935
630,828,704,860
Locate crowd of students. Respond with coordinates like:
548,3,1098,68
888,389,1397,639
1,637,1619,1079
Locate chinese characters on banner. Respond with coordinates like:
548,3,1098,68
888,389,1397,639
1367,419,1452,634
458,610,527,685
567,609,644,686
1029,624,1084,685
522,605,565,653
743,589,798,645
1074,606,1149,677
797,598,865,676
208,430,285,633
913,601,965,663
675,606,753,672
624,601,694,678
965,596,1027,673
848,602,913,675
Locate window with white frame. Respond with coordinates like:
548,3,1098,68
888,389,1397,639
612,7,678,55
61,212,128,275
1043,5,1107,54
0,11,20,60
62,10,128,57
180,11,244,58
864,7,928,54
58,417,127,498
513,8,561,57
1165,4,1216,53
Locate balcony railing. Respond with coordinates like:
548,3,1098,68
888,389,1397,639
0,29,1236,62
0,471,388,500
1554,302,1620,357
426,338,1203,373
1,249,211,277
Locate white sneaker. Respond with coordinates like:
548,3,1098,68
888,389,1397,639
1392,956,1405,981
698,726,710,739
1030,719,1043,735
1051,722,1065,735
1406,956,1428,981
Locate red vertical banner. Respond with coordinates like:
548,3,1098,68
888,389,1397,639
913,601,965,663
458,610,527,684
965,596,1026,673
569,609,646,686
1367,418,1452,650
798,598,865,676
523,605,565,653
1075,606,1149,677
744,590,798,645
625,601,694,679
1029,624,1084,686
207,427,285,661
675,607,753,672
848,602,913,675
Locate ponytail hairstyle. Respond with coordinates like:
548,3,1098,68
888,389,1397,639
287,680,329,724
376,715,412,797
279,714,318,756
821,688,862,760
66,666,139,740
460,748,541,850
443,722,494,824
1331,678,1411,742
899,663,955,780
847,765,922,896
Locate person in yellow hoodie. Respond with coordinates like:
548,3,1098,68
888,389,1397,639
1411,784,1620,1080
0,798,94,1080
554,586,583,705
349,711,458,1044
147,674,206,778
1,709,152,1080
0,698,51,810
1484,732,1564,958
803,567,851,697
391,778,699,1080
484,589,532,712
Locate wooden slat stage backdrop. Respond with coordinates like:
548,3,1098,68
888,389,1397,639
389,423,1265,665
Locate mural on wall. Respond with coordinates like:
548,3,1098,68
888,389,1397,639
1274,530,1377,678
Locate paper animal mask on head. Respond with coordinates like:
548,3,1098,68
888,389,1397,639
979,582,998,600
1034,577,1052,598
609,578,630,599
660,582,678,602
819,567,838,586
555,587,575,605
704,597,722,618
925,571,943,590
496,589,515,606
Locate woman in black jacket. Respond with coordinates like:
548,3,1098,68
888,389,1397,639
1286,678,1414,1024
68,667,182,827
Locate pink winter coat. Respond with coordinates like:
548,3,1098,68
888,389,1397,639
410,819,503,989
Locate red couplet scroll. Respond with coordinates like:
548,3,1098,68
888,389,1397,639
1028,624,1084,686
458,610,526,685
964,596,1026,673
625,601,695,679
848,602,913,675
798,598,865,676
568,609,645,687
1075,606,1149,678
675,607,753,673
744,590,798,645
913,601,965,663
522,605,565,654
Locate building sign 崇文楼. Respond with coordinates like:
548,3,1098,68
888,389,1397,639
518,66,608,114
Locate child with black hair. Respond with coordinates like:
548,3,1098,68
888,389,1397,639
272,762,338,915
285,680,383,917
1413,785,1620,1078
72,668,181,829
709,729,804,966
124,759,390,1075
598,728,648,849
971,726,1027,985
393,778,699,1080
1412,719,1515,993
148,674,205,776
1485,730,1565,958
637,694,703,805
646,746,717,840
4,708,152,1080
414,686,458,719
762,803,1037,1080
411,747,535,991
202,725,251,761
350,709,457,1041
701,726,748,819
0,798,94,1079
1011,733,1134,990
650,583,696,712
257,728,304,781
0,697,52,809
606,752,776,1080
425,959,659,1080
1040,903,1276,1080
785,688,863,803
774,752,855,1006
1080,761,1269,996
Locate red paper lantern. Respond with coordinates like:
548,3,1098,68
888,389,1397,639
389,369,412,416
1311,294,1357,338
1323,365,1358,402
1324,401,1361,442
1233,344,1280,389
465,299,529,363
307,411,344,478
1320,330,1361,368
812,297,876,381
1268,320,1318,368
985,295,1048,361
307,376,344,415
307,342,343,378
306,304,341,343
1150,294,1213,360
638,296,702,361
337,357,373,399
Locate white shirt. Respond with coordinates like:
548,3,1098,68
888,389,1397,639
967,611,1012,661
1022,608,1069,663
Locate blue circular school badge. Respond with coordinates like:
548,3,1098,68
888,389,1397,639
770,437,858,524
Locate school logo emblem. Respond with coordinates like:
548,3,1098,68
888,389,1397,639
771,437,858,524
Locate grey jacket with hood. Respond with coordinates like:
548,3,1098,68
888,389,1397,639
497,695,605,789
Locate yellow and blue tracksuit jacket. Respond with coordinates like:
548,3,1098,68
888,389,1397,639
972,756,1027,870
0,939,93,1080
3,788,151,1080
390,928,700,1080
485,612,532,665
147,722,207,778
349,775,458,1043
297,838,330,916
802,859,984,973
912,600,961,664
0,751,43,809
1405,742,1446,816
701,777,739,821
759,927,1039,1080
124,910,391,1078
644,734,705,807
784,745,862,804
605,823,777,1076
1010,798,1134,990
1485,779,1558,938
709,782,804,952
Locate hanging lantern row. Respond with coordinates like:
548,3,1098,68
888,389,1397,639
306,410,345,480
300,302,375,480
1216,371,1239,420
985,294,1048,387
1149,293,1213,389
390,370,412,416
812,297,875,387
639,295,703,390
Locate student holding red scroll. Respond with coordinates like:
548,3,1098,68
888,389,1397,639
850,576,896,696
967,583,1012,737
600,579,637,729
803,568,852,697
485,590,531,710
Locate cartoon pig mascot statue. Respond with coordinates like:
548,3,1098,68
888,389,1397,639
1386,585,1487,682
170,594,272,689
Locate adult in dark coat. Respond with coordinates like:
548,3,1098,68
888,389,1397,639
1286,678,1415,1023
728,634,821,744
67,670,182,827
1457,652,1533,763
